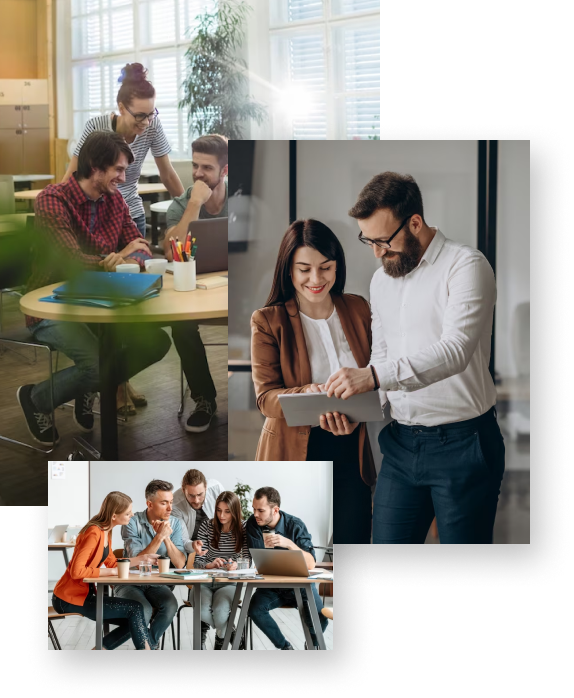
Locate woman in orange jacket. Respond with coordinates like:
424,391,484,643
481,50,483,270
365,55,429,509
52,491,157,650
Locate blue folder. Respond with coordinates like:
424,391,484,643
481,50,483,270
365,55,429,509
40,271,163,309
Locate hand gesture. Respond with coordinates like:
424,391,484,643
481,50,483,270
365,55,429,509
189,180,213,206
99,253,125,272
325,367,375,399
119,238,150,259
207,557,227,569
192,539,206,556
319,411,359,436
226,560,238,571
305,383,326,393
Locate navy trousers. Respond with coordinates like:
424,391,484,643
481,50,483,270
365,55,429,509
372,407,505,544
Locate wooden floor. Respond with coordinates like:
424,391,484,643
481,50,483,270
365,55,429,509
0,293,227,505
47,585,333,650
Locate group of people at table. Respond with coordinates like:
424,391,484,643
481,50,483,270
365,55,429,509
16,62,228,445
51,468,330,650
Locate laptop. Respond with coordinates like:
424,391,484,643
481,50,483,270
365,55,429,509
48,524,69,543
188,218,228,273
250,549,314,577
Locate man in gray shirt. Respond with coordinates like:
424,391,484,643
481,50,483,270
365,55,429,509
161,135,228,433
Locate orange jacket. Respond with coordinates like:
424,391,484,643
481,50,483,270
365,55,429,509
53,525,118,606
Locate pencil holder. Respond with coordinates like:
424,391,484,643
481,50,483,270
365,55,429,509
173,259,196,292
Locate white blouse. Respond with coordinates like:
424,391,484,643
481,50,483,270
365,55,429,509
299,307,358,386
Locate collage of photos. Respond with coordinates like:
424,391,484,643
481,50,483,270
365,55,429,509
0,0,529,655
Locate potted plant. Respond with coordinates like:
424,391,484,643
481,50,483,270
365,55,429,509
234,480,253,521
179,0,268,139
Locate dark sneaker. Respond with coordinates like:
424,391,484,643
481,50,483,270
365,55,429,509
201,621,210,650
228,626,245,650
17,384,60,445
281,642,294,650
73,392,97,432
214,634,224,650
185,397,216,433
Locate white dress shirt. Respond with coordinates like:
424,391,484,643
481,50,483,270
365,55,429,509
300,307,359,385
369,228,497,426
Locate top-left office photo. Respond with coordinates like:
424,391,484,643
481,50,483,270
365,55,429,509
0,0,229,493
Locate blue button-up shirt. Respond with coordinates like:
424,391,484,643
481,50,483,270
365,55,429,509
121,510,185,558
245,510,316,561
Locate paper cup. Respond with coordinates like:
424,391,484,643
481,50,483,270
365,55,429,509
117,263,140,273
117,559,130,580
145,258,168,276
157,557,170,573
173,259,196,292
262,531,273,548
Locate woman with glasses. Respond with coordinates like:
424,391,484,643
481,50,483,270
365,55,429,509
250,219,378,544
63,63,184,414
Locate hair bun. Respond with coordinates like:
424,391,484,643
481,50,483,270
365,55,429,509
118,63,148,84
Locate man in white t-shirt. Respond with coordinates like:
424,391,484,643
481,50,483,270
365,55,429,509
324,172,505,544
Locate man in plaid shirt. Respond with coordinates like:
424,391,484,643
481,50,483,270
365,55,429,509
17,131,171,445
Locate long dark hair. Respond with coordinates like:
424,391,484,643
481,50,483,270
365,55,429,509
265,219,346,307
212,491,244,553
117,63,155,107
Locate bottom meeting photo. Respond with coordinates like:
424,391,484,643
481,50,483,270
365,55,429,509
48,461,333,651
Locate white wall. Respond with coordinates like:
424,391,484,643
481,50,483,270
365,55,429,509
90,461,332,555
48,461,89,581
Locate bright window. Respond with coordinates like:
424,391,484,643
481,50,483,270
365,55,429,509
270,0,574,139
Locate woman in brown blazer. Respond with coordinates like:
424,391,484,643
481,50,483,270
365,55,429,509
251,219,379,543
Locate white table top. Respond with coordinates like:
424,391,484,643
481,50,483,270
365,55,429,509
12,174,54,182
150,200,173,213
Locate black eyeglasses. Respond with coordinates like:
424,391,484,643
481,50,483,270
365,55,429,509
358,216,411,249
125,105,159,123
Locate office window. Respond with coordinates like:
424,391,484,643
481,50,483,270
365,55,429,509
70,0,217,157
269,0,574,139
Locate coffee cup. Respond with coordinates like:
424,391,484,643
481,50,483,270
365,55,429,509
145,258,168,276
157,556,170,573
117,263,140,273
262,531,273,548
117,559,130,579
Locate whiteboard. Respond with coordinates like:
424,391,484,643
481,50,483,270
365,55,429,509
91,461,332,553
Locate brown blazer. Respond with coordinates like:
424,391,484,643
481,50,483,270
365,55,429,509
251,293,377,485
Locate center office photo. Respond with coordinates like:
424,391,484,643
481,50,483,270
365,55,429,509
228,140,530,545
48,461,333,650
0,63,228,472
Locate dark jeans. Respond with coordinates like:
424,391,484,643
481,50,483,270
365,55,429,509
307,426,372,544
249,586,328,649
31,321,171,413
132,213,146,238
373,407,505,544
171,321,217,403
114,584,178,648
52,592,150,650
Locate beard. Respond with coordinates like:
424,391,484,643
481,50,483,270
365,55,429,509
193,171,221,191
381,229,423,278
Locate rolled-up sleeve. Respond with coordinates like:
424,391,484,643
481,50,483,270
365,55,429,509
121,517,144,558
372,252,496,392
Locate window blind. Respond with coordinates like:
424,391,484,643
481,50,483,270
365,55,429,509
270,0,574,139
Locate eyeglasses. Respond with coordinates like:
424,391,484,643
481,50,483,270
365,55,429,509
358,216,411,249
125,105,159,123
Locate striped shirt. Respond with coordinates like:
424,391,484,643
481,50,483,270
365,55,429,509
194,519,250,569
74,114,171,220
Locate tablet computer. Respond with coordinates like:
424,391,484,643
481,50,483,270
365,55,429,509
278,391,384,427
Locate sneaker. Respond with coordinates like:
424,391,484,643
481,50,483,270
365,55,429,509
214,634,224,650
73,392,97,432
200,621,210,650
185,397,216,433
17,384,60,445
281,642,294,650
228,626,245,650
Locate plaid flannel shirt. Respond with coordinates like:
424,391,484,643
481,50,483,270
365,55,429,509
26,174,151,327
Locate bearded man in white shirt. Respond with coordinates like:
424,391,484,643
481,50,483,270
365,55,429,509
324,171,505,544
